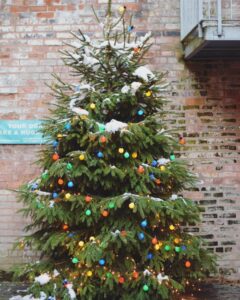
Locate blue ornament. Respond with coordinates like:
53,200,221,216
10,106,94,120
97,151,104,158
64,122,71,130
31,183,38,191
68,232,75,238
52,192,58,199
68,181,74,188
48,297,55,300
137,109,144,116
63,279,68,285
151,160,158,167
138,232,145,240
53,140,58,148
141,220,148,228
99,259,105,266
147,252,154,260
149,173,155,180
181,245,187,251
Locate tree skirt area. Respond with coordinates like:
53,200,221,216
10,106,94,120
1,282,240,300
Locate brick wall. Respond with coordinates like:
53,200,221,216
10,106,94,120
0,0,239,279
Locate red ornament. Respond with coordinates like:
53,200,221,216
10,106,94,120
52,153,59,161
155,179,161,185
152,237,158,245
85,195,92,203
99,136,107,143
137,166,145,174
118,276,125,284
132,271,139,279
102,210,109,217
185,261,191,268
58,178,64,185
133,47,140,54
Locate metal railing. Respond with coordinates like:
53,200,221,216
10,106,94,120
181,0,239,41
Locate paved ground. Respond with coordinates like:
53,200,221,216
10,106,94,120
0,282,240,300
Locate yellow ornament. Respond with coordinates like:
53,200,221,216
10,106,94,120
129,202,135,209
65,193,71,200
158,241,163,247
118,6,125,13
79,154,85,161
169,225,175,231
80,115,88,120
154,244,160,251
132,152,138,159
89,236,95,242
145,90,152,97
57,133,63,139
118,147,124,154
160,165,166,171
90,103,96,109
78,241,84,247
87,271,93,277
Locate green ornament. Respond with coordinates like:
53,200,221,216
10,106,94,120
98,123,105,132
124,152,130,159
106,272,112,278
41,172,48,180
164,245,171,251
86,209,92,216
37,203,44,209
108,202,115,209
72,257,79,264
67,163,73,170
170,153,175,161
143,284,149,292
175,246,181,253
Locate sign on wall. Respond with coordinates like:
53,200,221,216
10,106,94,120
0,120,46,144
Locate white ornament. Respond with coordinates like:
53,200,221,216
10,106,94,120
121,85,130,94
131,82,142,94
66,283,76,299
53,269,60,277
143,269,151,276
170,194,178,201
49,201,55,208
157,273,169,284
35,273,51,285
157,158,170,165
111,230,120,237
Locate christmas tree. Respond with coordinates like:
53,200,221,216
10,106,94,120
15,2,216,299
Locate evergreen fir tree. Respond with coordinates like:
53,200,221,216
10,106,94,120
15,2,216,299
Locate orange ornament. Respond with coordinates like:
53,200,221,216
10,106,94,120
102,210,109,217
132,271,139,279
185,261,191,268
137,166,145,174
52,153,59,161
152,237,158,245
155,179,161,185
121,230,127,237
99,136,107,143
133,47,140,54
118,276,125,284
58,178,64,185
62,224,69,231
85,195,92,203
179,137,186,145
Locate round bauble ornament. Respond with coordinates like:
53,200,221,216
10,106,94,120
53,140,58,148
79,154,85,161
85,195,92,203
174,238,180,244
132,271,139,279
102,210,109,217
99,259,105,266
62,224,69,230
85,209,91,216
185,261,191,268
67,181,74,188
99,136,107,143
118,147,124,154
58,178,64,185
160,165,166,171
52,153,59,161
145,91,152,97
137,165,145,174
97,151,104,158
132,152,138,159
140,219,148,228
65,193,71,200
118,277,125,284
179,136,186,145
137,109,144,116
98,123,105,132
108,202,115,209
52,192,58,199
78,241,84,247
169,225,175,231
72,257,79,264
64,122,71,130
143,284,149,292
124,152,130,159
175,246,181,253
164,245,171,251
147,252,153,260
138,232,145,240
57,134,63,140
170,153,175,161
87,271,93,277
67,163,73,170
90,103,96,110
151,160,158,167
129,202,135,209
152,237,158,245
